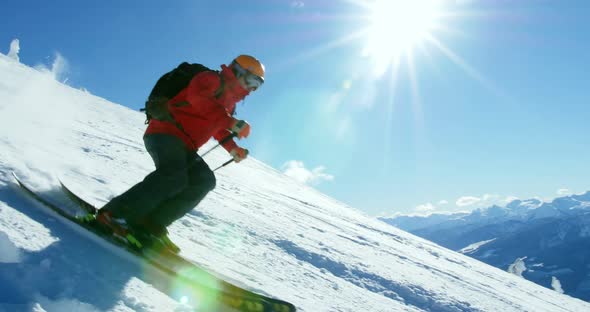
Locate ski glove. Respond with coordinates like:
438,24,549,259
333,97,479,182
230,119,251,139
230,147,249,163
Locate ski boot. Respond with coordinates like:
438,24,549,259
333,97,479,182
95,210,143,249
151,231,180,254
132,225,180,254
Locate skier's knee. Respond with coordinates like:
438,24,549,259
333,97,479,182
204,171,216,191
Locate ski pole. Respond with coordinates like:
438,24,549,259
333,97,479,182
213,158,235,172
213,149,248,172
200,132,237,158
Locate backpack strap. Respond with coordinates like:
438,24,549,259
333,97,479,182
214,72,224,99
214,72,236,116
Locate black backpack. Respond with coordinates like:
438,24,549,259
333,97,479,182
141,62,224,123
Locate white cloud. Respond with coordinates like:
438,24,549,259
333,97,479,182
454,193,510,209
482,194,499,201
291,1,305,8
282,160,334,185
438,200,448,205
7,39,20,62
503,195,519,202
557,188,571,196
456,196,482,207
415,203,436,212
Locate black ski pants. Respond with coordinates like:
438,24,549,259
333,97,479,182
102,134,215,233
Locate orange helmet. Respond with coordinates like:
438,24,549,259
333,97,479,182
232,55,265,81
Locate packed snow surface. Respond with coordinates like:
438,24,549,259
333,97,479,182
1,54,589,311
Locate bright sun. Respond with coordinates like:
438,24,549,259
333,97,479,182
363,0,443,72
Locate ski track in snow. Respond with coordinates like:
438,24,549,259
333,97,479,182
1,54,590,311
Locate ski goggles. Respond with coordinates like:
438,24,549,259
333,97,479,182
233,62,264,91
243,73,264,91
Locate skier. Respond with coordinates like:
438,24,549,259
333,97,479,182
96,55,265,252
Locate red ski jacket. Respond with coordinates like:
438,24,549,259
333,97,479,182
145,65,250,152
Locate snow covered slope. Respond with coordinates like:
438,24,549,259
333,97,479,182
1,54,589,312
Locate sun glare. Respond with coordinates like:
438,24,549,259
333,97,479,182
364,0,443,73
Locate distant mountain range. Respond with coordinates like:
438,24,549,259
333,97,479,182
380,192,590,301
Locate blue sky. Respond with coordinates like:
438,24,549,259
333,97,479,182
2,0,590,216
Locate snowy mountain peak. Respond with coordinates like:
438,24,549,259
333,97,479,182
385,192,589,231
381,189,590,303
481,205,508,217
572,191,590,202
